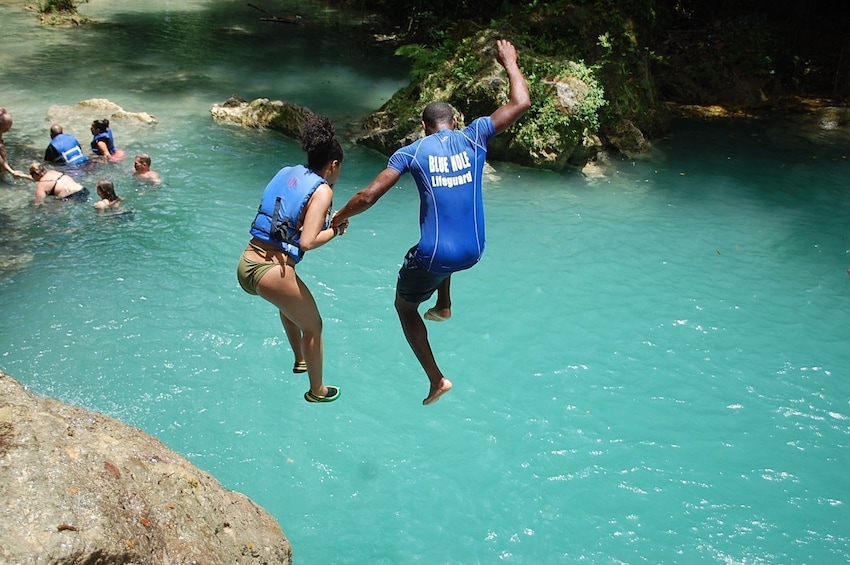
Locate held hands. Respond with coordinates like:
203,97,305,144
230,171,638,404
331,212,350,237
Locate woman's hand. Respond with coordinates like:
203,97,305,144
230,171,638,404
332,212,349,236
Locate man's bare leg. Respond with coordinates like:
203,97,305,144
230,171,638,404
424,276,452,322
395,293,453,404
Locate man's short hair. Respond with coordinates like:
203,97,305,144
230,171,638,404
422,102,455,127
0,108,13,134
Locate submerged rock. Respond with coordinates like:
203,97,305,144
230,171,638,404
48,98,158,125
0,371,292,564
815,106,850,130
44,98,158,147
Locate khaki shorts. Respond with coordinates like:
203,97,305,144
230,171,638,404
236,240,293,295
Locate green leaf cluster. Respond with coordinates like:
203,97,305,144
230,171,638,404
515,58,608,160
36,0,87,14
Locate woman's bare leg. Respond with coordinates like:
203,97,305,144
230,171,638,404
279,312,305,368
257,265,328,396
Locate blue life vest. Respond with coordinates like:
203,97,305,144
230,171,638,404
91,129,116,155
249,164,329,264
49,133,89,166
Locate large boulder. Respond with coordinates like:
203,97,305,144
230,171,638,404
43,98,158,149
0,371,292,564
815,106,850,131
211,95,314,138
352,29,660,170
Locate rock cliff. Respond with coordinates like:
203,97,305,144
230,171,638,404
0,370,292,564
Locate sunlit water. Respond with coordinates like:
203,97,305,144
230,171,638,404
2,1,849,563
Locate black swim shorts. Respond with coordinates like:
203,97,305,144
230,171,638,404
396,246,450,304
63,187,90,202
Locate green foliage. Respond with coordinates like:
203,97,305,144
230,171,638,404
391,27,612,164
355,0,846,100
514,58,608,157
36,0,86,13
351,0,503,42
395,33,495,107
395,43,456,82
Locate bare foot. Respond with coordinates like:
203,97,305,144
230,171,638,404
423,378,453,405
424,307,451,322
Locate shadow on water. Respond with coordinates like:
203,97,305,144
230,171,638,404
644,119,849,250
5,0,408,119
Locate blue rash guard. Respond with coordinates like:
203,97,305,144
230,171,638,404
46,133,89,166
249,164,329,264
91,129,116,155
388,117,496,275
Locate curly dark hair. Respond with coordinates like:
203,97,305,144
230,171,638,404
300,113,343,172
92,119,110,133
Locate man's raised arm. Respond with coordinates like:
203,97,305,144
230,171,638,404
489,39,531,135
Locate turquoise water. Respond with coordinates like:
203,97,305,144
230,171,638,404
2,2,849,563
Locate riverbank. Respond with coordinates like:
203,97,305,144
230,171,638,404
15,0,850,168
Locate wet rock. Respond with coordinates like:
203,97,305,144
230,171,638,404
0,371,292,564
78,98,158,124
48,99,158,125
210,97,314,139
603,119,651,156
354,109,422,157
44,98,158,146
816,106,850,130
352,30,618,171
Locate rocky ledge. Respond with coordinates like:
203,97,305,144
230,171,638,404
0,370,292,564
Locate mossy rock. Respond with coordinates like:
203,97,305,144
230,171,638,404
27,3,91,26
354,29,639,171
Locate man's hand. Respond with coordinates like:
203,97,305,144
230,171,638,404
490,39,531,135
331,212,349,235
495,39,519,70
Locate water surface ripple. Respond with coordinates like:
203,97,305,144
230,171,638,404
1,2,848,563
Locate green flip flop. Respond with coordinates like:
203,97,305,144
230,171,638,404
304,387,340,403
